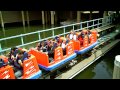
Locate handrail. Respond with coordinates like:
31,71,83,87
0,16,112,54
0,18,104,41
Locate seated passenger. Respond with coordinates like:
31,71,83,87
13,50,29,70
61,39,67,55
73,32,77,40
87,30,92,43
36,41,47,52
78,31,85,46
54,35,60,43
8,47,19,64
66,36,70,44
0,58,7,68
48,40,58,58
67,30,74,40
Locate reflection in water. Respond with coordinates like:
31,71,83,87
43,25,45,38
92,60,112,79
23,26,26,34
1,28,7,50
74,42,120,79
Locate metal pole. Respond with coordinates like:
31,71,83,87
80,23,82,29
51,11,54,25
97,19,99,28
0,43,2,55
73,25,74,30
52,29,54,37
64,27,66,38
26,11,30,26
90,11,92,20
42,11,45,25
21,11,25,27
92,20,94,29
38,32,41,40
77,11,81,23
77,11,81,29
0,11,5,32
87,21,89,29
21,34,24,45
113,55,120,79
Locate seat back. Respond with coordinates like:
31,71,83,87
83,35,89,47
0,65,15,79
66,41,74,56
22,55,40,79
29,49,49,67
54,47,63,61
71,40,80,51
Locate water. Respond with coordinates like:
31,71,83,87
74,42,120,79
0,24,68,49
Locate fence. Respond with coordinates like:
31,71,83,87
0,16,113,54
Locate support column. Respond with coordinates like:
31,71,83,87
26,11,30,26
103,11,108,25
103,11,108,18
90,11,92,20
51,11,54,25
77,11,81,23
41,11,45,25
0,11,5,32
113,55,120,79
21,11,25,27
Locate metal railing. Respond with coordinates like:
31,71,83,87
0,16,113,54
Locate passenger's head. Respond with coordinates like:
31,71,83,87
0,58,3,62
41,41,44,46
11,47,17,52
62,39,66,43
70,30,74,34
17,50,23,58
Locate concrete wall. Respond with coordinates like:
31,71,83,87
2,11,22,23
1,11,42,24
0,11,101,24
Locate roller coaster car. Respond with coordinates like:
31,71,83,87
0,55,42,79
72,30,98,54
29,41,77,71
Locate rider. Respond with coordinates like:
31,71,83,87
13,50,29,70
8,47,19,64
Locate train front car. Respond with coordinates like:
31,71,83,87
73,29,98,54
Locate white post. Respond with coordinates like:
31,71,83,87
51,11,54,25
77,11,81,29
113,55,120,79
21,11,25,27
90,11,92,20
0,11,5,32
42,11,45,25
77,11,81,23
